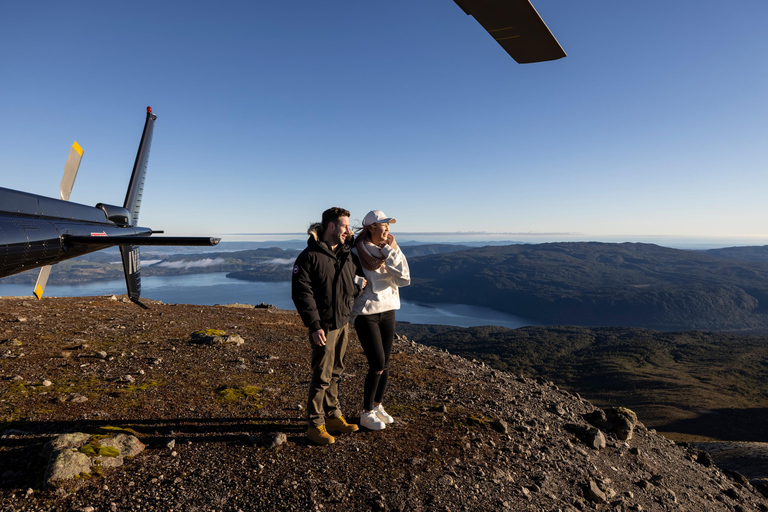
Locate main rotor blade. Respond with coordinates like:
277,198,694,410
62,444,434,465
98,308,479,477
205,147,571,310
33,265,52,300
453,0,566,63
60,141,83,201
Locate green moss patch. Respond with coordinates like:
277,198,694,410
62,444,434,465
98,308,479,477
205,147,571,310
98,425,141,437
98,446,120,458
216,385,263,407
194,329,227,337
382,403,415,416
458,413,491,428
616,407,638,422
128,380,162,392
79,439,120,458
109,380,162,398
51,376,101,395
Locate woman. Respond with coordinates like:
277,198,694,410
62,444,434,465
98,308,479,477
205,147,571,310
351,210,410,430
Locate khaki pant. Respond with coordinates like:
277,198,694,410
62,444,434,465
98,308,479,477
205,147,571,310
307,325,348,428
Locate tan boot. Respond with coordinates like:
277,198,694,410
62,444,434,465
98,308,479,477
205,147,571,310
307,425,335,445
326,415,359,434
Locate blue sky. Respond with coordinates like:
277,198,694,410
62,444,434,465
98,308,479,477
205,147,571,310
1,1,767,244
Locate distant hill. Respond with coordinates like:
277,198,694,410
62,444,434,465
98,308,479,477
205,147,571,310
402,242,768,331
9,241,768,332
705,245,768,264
224,244,472,282
400,243,471,257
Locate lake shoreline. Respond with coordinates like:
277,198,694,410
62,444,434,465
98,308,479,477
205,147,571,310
0,272,536,330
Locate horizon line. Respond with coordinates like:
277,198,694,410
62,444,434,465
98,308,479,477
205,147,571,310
228,231,582,236
225,232,768,238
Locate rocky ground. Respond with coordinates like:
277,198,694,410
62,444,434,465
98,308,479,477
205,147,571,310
1,295,767,511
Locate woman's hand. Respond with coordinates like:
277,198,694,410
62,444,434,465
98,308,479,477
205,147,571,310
380,234,395,248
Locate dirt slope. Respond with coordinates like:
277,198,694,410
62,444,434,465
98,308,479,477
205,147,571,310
1,296,766,511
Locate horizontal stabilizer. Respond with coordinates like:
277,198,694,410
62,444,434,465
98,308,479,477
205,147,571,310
64,235,221,246
453,0,566,63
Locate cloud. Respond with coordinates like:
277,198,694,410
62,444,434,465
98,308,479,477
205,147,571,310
157,258,226,270
259,258,295,266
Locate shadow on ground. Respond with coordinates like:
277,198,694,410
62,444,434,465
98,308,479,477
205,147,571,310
654,407,768,442
0,416,305,490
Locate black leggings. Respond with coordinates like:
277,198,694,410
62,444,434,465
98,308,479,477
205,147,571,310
354,310,396,411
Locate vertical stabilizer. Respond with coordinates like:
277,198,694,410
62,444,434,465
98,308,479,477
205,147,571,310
119,107,156,308
123,107,157,227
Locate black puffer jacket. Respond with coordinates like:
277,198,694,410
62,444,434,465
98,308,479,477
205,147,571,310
291,223,363,334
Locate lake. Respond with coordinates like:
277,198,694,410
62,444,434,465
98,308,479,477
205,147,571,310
0,272,535,329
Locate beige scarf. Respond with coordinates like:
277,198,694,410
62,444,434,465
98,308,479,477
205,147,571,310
356,235,398,271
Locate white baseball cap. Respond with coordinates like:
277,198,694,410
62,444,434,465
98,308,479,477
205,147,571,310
362,210,397,226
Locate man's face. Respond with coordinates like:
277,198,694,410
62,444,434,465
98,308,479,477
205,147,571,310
327,216,351,247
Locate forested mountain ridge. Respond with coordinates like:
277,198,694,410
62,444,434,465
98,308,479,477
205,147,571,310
402,242,768,331
7,240,768,332
704,245,768,264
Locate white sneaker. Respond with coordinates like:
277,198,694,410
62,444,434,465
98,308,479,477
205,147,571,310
373,404,394,424
360,410,386,431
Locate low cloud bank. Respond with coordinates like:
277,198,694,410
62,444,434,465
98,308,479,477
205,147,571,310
259,258,295,266
157,258,227,270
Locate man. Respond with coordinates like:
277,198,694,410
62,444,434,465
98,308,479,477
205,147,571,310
292,207,366,445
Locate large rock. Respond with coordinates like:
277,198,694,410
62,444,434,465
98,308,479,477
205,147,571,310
44,432,91,456
190,329,244,346
44,449,92,485
96,433,145,469
587,407,638,441
43,432,145,489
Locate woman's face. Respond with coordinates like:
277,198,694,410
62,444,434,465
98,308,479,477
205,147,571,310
369,222,390,244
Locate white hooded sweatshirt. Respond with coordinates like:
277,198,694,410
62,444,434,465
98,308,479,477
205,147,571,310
351,241,410,317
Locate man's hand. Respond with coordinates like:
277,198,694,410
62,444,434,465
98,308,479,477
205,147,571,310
311,329,327,346
362,278,367,289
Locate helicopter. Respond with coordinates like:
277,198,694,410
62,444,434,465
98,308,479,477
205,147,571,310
0,0,563,306
0,107,220,308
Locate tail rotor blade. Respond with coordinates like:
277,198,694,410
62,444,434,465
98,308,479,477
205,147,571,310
60,141,83,201
33,265,52,300
34,140,84,299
